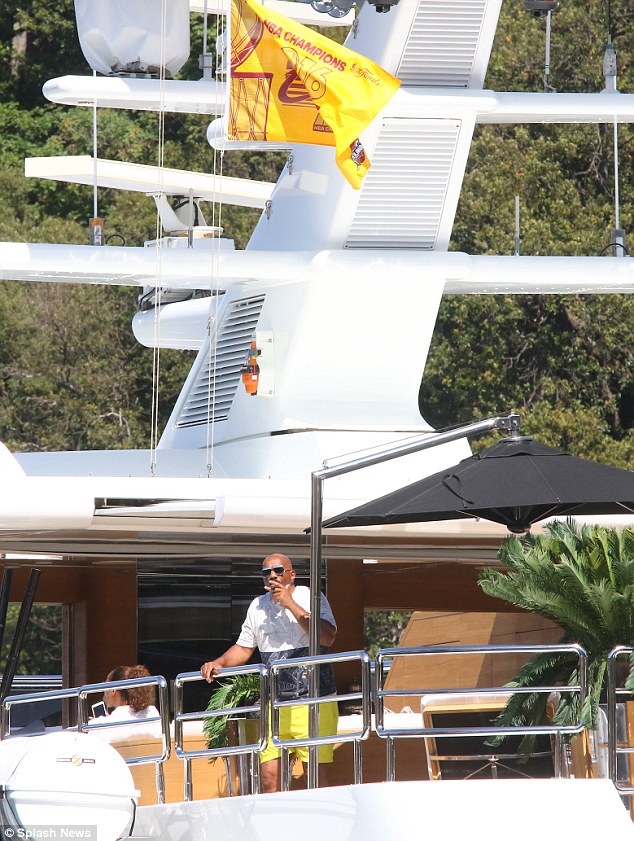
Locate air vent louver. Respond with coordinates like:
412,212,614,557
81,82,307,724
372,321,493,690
346,119,461,249
176,294,265,428
399,0,488,87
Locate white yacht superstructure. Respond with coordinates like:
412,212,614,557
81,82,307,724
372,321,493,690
1,0,634,540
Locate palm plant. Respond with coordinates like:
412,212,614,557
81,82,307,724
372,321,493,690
478,519,634,742
203,673,261,756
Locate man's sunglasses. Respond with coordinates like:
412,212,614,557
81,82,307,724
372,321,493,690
261,565,287,578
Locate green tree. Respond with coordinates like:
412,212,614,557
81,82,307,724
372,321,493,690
0,281,193,451
420,294,634,467
364,610,412,659
419,0,634,466
1,0,86,107
421,0,634,461
1,0,634,461
0,604,62,675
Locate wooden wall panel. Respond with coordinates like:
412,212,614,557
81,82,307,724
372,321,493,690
0,562,137,690
383,610,560,711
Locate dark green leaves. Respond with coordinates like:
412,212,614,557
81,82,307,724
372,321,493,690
479,520,634,731
203,673,261,754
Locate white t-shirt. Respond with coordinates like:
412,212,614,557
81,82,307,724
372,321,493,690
236,585,336,654
90,704,162,743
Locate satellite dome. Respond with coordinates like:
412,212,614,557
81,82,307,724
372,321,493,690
0,730,137,838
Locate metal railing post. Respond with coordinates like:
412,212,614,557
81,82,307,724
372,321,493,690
309,413,520,787
156,763,166,805
269,650,371,789
606,644,634,802
183,757,193,802
607,648,620,783
281,746,292,791
353,739,363,784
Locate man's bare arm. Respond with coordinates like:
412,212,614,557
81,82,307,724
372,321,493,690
200,644,254,682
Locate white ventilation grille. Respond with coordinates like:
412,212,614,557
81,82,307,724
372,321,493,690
176,294,265,427
346,119,461,249
399,0,488,87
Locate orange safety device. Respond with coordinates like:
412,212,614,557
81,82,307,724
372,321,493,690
240,340,260,396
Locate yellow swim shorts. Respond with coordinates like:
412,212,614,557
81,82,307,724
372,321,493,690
259,699,339,764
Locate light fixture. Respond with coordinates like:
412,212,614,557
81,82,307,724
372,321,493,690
366,0,400,11
523,0,559,17
311,0,336,12
240,341,261,397
308,0,400,14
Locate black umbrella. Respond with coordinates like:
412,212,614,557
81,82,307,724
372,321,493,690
322,436,634,534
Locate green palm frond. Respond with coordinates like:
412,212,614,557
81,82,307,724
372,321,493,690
479,520,634,739
203,673,260,757
484,651,574,753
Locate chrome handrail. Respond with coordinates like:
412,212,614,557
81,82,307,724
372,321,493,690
607,646,634,792
173,664,268,799
4,643,622,801
1,676,171,804
78,675,171,803
1,686,79,739
374,643,588,781
268,649,370,789
78,675,170,748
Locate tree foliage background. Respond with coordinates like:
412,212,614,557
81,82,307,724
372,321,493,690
421,0,634,467
364,610,412,659
0,0,284,451
0,604,62,675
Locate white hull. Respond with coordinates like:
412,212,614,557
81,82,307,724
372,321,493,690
133,779,634,841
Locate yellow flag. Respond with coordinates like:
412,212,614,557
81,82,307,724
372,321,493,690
228,0,400,189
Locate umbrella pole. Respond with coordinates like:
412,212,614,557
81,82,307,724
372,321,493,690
306,411,520,788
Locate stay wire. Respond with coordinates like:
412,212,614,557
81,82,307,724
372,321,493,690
205,8,226,478
150,0,169,476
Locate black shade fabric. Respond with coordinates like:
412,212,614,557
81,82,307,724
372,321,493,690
322,436,634,534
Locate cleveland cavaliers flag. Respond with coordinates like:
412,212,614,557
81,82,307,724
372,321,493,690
228,0,400,189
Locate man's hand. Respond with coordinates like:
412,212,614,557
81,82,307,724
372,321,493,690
200,660,223,682
200,644,254,682
268,578,294,609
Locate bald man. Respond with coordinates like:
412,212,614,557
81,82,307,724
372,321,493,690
201,553,337,793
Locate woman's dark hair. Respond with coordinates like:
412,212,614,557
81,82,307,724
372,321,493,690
107,664,156,712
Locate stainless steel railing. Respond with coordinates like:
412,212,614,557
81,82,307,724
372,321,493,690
374,643,588,781
267,649,370,790
1,685,79,739
173,664,268,799
79,675,170,802
1,675,171,803
171,652,370,795
7,643,634,803
607,646,634,795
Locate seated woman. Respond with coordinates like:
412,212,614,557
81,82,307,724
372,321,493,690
91,664,161,742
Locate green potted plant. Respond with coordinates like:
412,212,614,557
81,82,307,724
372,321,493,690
478,519,634,746
203,673,261,755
